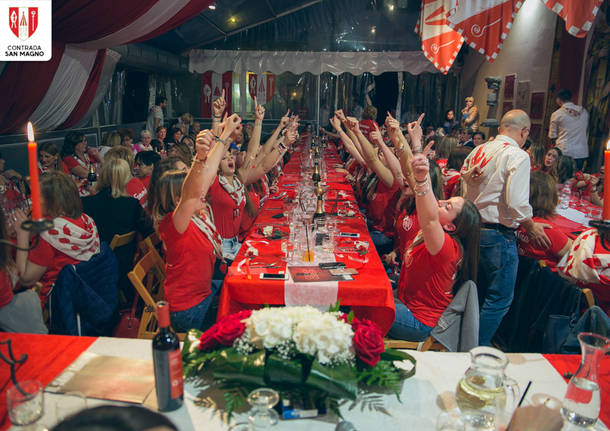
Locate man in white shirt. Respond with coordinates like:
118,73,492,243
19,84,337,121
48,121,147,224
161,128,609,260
146,96,167,135
548,89,589,170
461,110,551,346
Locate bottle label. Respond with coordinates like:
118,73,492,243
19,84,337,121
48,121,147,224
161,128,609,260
168,349,183,399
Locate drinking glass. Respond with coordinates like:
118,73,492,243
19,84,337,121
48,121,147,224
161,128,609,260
7,380,44,427
247,388,279,428
436,409,465,431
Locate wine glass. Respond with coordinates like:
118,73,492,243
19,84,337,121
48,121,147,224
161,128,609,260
7,380,44,428
247,387,279,428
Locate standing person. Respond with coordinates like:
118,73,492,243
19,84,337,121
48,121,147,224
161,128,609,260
461,97,479,131
460,110,551,346
549,89,589,170
147,96,167,135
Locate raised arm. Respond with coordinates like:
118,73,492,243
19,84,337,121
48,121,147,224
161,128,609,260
411,153,445,255
371,123,405,188
348,118,394,188
336,109,365,160
330,116,365,166
173,115,241,233
212,89,227,136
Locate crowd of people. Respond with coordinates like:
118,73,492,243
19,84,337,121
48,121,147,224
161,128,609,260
0,88,606,348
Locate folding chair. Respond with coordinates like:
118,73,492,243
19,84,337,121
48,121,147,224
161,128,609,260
109,230,137,250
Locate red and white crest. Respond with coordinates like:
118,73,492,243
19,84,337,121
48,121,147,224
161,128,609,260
9,7,38,41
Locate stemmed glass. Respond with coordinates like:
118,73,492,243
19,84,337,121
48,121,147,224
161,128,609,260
247,387,280,428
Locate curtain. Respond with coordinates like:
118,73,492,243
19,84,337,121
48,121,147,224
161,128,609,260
58,50,107,129
53,0,159,43
30,46,99,131
74,50,122,128
0,42,65,134
74,0,192,50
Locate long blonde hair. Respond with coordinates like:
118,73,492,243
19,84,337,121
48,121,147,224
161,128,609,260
151,170,186,224
97,158,130,198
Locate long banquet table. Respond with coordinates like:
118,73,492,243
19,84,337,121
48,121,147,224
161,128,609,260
1,333,608,431
218,142,395,334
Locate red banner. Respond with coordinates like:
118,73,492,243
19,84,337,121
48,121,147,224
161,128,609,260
416,0,464,74
202,71,232,118
542,0,602,38
446,0,523,62
222,71,232,114
248,73,276,103
201,71,212,118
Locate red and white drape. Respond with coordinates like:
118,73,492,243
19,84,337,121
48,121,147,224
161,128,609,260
542,0,603,38
0,0,212,134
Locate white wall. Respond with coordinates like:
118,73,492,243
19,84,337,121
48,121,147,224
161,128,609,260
460,0,557,133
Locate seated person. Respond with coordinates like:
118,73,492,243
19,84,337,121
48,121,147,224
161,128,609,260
14,172,100,307
82,159,154,304
0,210,47,333
134,151,161,190
516,171,571,269
389,153,481,341
61,132,101,197
51,405,178,431
103,146,148,209
38,142,61,174
442,147,470,199
151,117,240,332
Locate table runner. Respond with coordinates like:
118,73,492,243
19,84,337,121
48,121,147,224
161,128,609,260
219,142,395,333
543,353,610,426
0,333,96,430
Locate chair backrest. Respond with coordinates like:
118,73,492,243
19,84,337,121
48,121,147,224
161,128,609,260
128,250,166,339
109,230,137,250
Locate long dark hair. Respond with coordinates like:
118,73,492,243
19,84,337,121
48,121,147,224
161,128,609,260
0,210,12,270
530,171,557,219
401,161,443,214
60,132,85,158
448,199,481,293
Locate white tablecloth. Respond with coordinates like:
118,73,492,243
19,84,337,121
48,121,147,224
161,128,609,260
29,337,607,431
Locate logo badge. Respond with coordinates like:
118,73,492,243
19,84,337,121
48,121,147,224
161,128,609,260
9,7,37,40
2,0,51,61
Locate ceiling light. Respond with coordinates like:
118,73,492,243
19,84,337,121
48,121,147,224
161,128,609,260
388,4,395,11
371,26,376,34
229,16,237,23
208,2,216,10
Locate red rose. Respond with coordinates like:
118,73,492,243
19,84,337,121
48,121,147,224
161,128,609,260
214,310,252,346
199,324,219,351
352,319,385,367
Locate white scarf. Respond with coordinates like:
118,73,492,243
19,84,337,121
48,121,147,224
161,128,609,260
191,203,223,259
41,214,100,261
218,175,245,207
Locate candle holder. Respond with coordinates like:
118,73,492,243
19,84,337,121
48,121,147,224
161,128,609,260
0,339,29,396
20,218,54,234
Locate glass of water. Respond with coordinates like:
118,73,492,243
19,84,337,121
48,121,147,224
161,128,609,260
7,380,44,426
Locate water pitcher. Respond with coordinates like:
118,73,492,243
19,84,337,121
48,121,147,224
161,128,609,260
456,347,519,429
561,332,610,427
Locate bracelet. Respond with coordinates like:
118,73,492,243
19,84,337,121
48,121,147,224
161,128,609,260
214,136,227,145
213,115,222,119
415,181,429,197
414,175,428,184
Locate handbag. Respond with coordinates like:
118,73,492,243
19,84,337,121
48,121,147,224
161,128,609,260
542,288,583,354
112,295,140,338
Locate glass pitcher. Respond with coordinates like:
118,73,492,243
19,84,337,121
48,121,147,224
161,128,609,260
455,347,520,429
561,332,610,427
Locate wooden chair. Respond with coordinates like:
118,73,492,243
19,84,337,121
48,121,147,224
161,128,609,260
583,288,595,309
109,230,137,250
127,250,184,341
384,336,446,352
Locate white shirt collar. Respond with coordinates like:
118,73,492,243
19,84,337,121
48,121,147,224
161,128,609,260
495,134,520,148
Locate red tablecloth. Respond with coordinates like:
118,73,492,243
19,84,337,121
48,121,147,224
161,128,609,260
544,353,610,426
0,333,96,430
218,143,395,334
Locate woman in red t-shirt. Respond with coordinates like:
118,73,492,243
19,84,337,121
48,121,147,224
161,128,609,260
517,171,572,268
61,132,101,197
151,118,240,332
389,141,481,342
14,172,101,307
38,142,61,175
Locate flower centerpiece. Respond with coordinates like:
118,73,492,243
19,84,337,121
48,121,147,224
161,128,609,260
182,305,416,419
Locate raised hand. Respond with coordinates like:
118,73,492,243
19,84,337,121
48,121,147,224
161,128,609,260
329,115,341,132
411,153,429,182
334,109,346,122
280,110,291,127
385,112,400,131
345,116,359,132
219,113,241,138
407,113,425,150
254,96,265,121
195,130,215,160
213,89,227,118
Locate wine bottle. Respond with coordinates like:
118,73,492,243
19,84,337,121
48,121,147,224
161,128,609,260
87,163,97,183
152,301,183,412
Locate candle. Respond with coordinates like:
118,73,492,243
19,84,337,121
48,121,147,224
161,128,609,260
603,139,610,221
26,122,42,220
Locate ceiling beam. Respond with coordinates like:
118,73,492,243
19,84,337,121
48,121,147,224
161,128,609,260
199,13,227,37
183,0,324,53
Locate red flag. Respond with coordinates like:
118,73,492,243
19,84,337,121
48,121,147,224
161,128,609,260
446,0,523,62
222,71,232,114
248,73,257,100
542,0,602,38
201,71,213,118
416,0,464,74
266,74,276,103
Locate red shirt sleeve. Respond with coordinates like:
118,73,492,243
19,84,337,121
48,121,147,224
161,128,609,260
62,156,79,171
28,236,55,267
